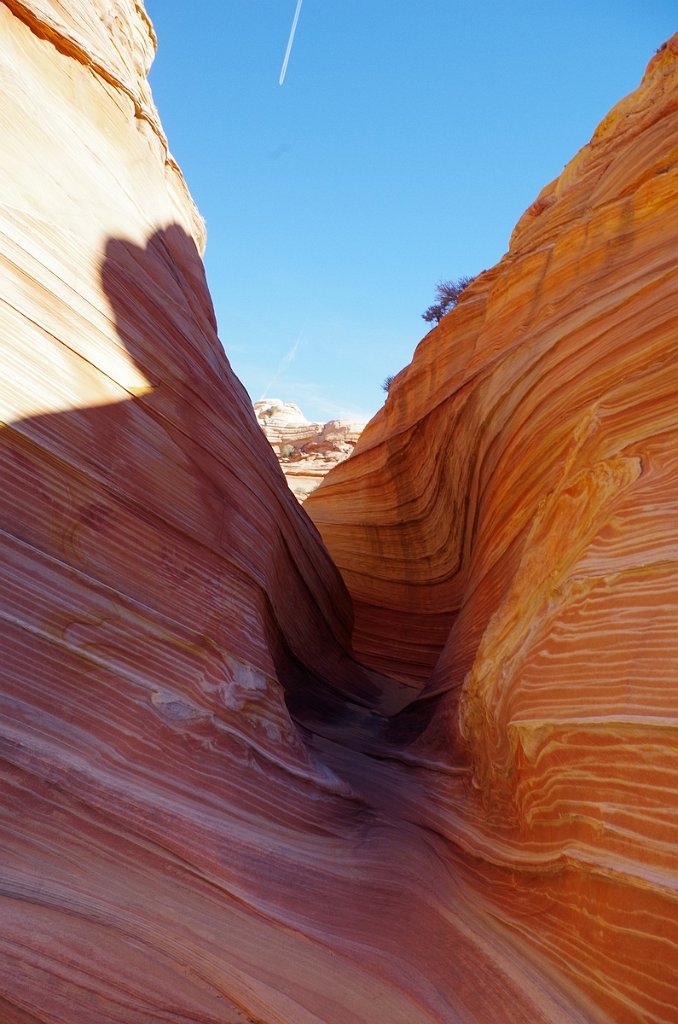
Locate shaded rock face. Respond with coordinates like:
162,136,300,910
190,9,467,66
1,5,677,1024
254,399,365,501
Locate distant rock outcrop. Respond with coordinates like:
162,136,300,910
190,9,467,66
254,399,365,501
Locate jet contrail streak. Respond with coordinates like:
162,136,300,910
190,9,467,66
279,0,303,85
260,332,304,399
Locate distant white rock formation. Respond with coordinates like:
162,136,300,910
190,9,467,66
254,399,365,502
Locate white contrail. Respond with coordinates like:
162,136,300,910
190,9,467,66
260,333,304,399
279,0,303,85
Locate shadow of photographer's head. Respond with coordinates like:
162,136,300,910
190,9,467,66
101,223,220,390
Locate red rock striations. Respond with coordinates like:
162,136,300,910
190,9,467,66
307,35,678,1024
2,2,677,1023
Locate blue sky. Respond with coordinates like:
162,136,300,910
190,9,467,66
145,1,675,423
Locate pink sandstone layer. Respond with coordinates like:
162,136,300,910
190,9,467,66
1,3,677,1023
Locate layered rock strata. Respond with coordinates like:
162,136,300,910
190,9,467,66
0,3,608,1024
254,399,365,501
307,35,678,1024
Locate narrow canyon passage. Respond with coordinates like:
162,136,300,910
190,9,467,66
271,668,606,1024
0,3,677,1022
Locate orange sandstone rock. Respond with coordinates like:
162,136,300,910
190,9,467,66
307,34,678,1024
0,4,603,1024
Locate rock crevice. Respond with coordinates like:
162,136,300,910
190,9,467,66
1,4,678,1023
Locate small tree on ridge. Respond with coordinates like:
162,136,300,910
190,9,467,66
422,275,475,324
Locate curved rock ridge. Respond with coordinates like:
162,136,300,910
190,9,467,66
306,34,678,1023
254,398,365,502
0,4,606,1024
3,0,205,250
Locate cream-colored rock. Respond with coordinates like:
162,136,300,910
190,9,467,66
254,399,365,501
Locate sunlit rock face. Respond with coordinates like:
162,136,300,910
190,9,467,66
3,1,677,1022
307,35,678,1023
0,4,413,1021
0,3,603,1024
254,399,365,502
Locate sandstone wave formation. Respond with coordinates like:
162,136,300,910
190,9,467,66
254,399,365,502
0,3,677,1023
307,35,678,1023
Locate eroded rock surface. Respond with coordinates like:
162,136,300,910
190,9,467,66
254,399,365,501
1,3,677,1023
307,35,678,1024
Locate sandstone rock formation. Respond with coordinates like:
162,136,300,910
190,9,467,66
1,2,677,1023
254,399,365,501
307,34,678,1024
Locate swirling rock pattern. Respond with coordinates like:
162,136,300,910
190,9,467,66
307,35,678,1024
0,4,403,1021
0,2,603,1023
2,1,677,1021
